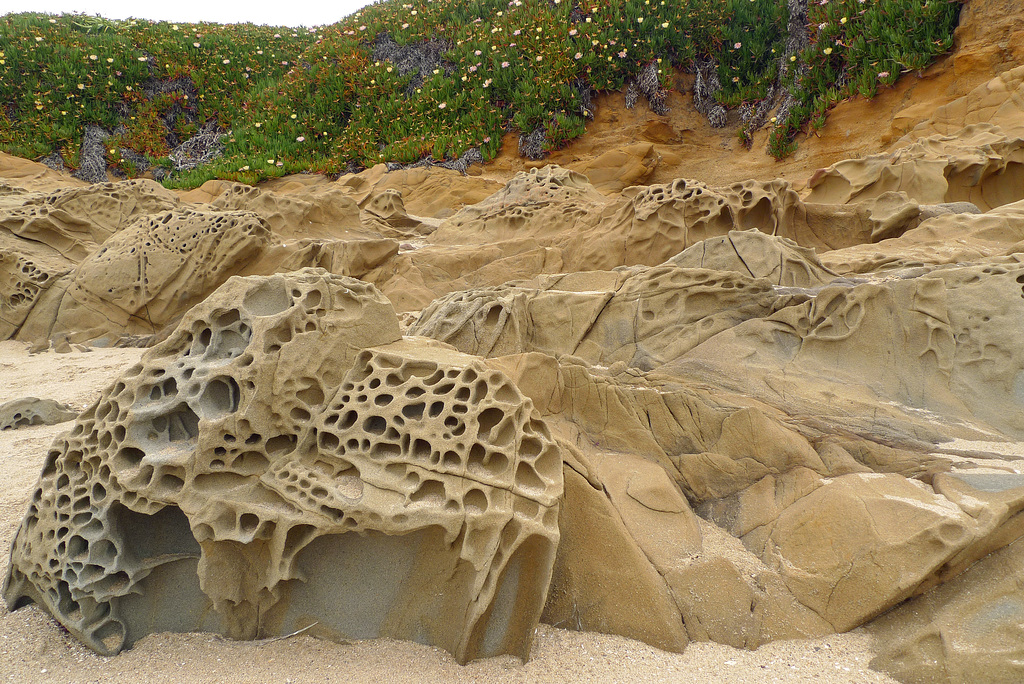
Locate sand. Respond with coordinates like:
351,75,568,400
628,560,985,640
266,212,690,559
0,340,896,683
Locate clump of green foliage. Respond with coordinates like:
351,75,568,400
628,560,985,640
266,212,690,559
767,0,960,158
0,0,960,187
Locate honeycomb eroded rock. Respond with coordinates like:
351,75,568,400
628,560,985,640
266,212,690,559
2,267,562,664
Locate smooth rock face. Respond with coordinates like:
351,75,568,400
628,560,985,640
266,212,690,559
2,269,562,663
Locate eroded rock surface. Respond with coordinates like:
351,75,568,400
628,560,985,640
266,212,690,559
3,269,562,664
0,397,77,430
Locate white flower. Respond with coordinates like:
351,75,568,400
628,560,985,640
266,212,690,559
438,102,447,109
296,136,305,142
89,54,98,60
222,59,230,64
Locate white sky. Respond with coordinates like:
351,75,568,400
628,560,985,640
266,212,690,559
2,0,377,27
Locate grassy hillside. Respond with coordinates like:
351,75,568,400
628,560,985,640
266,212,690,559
0,0,960,187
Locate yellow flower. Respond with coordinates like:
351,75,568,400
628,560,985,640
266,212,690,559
823,47,833,55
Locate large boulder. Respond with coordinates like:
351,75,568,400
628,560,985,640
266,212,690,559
3,269,563,664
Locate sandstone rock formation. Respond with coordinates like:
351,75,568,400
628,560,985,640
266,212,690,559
0,397,77,430
3,269,562,663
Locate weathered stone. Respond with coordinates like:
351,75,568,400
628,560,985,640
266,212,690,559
0,397,77,430
3,269,562,664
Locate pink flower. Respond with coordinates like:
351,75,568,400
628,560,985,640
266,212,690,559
877,71,890,78
734,42,742,49
438,102,447,109
569,29,577,36
469,65,477,71
296,136,305,142
501,61,510,68
574,52,583,59
483,136,491,143
513,29,521,35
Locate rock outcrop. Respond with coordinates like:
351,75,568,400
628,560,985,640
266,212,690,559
2,269,562,663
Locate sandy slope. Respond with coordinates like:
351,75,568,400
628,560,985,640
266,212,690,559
0,341,895,683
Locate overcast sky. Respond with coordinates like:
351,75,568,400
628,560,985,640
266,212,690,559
3,0,377,27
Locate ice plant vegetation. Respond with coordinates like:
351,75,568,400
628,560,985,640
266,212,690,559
0,0,960,186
